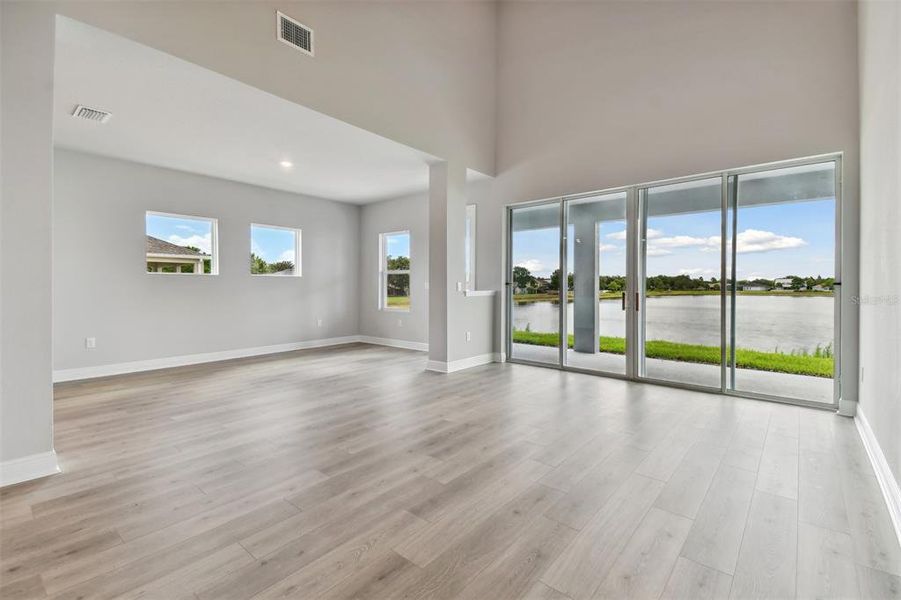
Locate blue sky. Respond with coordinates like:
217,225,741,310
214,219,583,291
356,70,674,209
385,232,410,259
251,225,297,263
513,198,835,280
146,213,212,254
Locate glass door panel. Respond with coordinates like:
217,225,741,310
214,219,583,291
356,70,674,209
639,177,723,388
563,192,628,374
509,202,562,365
726,161,837,404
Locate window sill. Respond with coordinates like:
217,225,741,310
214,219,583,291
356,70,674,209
464,290,496,297
146,272,217,276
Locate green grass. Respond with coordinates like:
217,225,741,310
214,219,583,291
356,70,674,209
387,296,410,308
511,330,833,378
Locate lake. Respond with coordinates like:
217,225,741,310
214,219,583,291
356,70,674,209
512,295,834,353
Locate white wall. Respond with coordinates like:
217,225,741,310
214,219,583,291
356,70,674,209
53,150,360,372
491,1,860,395
358,193,429,346
858,0,901,482
0,3,55,468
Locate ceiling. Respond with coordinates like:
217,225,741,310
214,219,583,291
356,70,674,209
53,17,439,204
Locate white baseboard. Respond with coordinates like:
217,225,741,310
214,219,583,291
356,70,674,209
358,336,428,352
0,451,60,487
493,352,506,363
856,405,901,547
53,336,362,382
426,353,496,373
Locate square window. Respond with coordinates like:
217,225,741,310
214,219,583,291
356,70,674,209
381,231,410,311
250,224,302,276
146,212,217,275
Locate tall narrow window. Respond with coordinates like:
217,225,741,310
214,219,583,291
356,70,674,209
250,224,302,276
465,204,477,290
380,231,410,311
145,211,217,275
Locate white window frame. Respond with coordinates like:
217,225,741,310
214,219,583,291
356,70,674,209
465,204,477,290
380,230,411,312
250,223,303,277
145,210,218,275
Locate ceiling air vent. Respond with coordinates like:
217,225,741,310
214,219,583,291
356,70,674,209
277,11,314,56
72,104,112,124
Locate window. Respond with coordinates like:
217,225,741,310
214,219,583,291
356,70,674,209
465,204,477,290
380,231,410,311
251,224,301,276
146,211,217,274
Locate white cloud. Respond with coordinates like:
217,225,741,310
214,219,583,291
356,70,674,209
735,229,806,253
646,248,672,257
647,229,806,256
515,259,545,273
277,249,296,263
653,235,715,249
606,227,662,241
175,224,196,231
598,243,619,252
167,233,211,254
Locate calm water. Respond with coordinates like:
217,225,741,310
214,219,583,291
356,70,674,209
512,295,833,353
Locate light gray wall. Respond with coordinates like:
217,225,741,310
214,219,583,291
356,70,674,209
358,193,429,345
858,0,900,482
492,1,860,393
1,4,55,464
53,150,360,370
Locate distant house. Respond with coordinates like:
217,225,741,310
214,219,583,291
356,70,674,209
146,235,209,274
774,278,794,289
812,284,830,292
741,284,769,291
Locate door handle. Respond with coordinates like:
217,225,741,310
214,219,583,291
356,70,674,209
635,292,640,312
621,292,626,311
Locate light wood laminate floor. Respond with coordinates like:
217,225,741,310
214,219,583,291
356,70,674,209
1,343,899,599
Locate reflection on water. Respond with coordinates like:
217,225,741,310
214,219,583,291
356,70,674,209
512,295,832,353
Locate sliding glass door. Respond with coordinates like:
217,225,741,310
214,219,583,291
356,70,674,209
564,192,628,374
509,202,562,365
506,154,840,408
725,162,838,404
638,177,723,388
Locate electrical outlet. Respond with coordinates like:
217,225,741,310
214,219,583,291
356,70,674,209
85,337,96,349
397,319,403,327
316,318,323,327
456,281,463,292
466,331,472,342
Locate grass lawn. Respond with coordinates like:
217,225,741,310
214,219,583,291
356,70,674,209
387,296,410,308
511,330,833,378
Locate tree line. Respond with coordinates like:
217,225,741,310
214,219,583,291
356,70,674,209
513,266,834,292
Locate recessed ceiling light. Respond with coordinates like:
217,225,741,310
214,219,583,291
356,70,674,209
279,160,294,169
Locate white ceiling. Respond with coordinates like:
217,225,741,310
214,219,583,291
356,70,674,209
53,17,439,204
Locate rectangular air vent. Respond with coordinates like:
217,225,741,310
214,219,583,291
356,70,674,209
277,11,314,56
72,104,112,124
